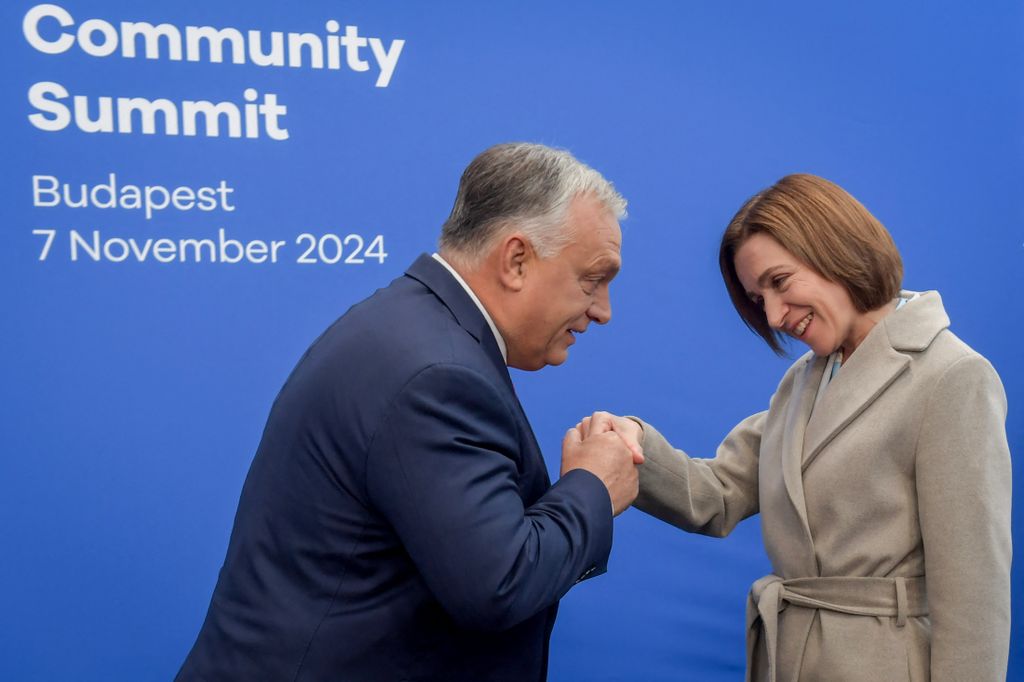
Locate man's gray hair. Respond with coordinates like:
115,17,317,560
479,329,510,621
438,143,627,268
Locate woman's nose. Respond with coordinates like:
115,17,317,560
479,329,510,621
764,294,787,330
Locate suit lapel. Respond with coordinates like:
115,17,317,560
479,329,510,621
404,254,513,390
404,255,548,486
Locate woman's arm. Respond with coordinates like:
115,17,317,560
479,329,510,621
630,412,764,538
575,409,764,539
915,354,1012,681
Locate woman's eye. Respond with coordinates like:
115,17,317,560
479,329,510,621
772,275,789,289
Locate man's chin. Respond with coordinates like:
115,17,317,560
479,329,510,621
543,349,570,367
508,347,569,372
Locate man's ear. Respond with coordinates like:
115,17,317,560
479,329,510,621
497,234,532,292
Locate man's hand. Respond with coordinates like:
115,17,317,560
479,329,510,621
561,428,639,516
577,411,644,465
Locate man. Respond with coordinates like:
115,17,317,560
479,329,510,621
177,143,640,681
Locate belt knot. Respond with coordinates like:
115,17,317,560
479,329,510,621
745,574,927,682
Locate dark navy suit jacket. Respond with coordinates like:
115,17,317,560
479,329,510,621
177,254,614,681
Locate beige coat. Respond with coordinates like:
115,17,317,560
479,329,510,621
634,291,1011,681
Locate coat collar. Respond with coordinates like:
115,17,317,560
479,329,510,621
404,253,511,387
885,290,950,351
800,290,949,469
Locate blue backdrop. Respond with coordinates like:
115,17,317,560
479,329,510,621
2,2,1020,680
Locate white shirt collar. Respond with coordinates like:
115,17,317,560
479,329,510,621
432,253,508,363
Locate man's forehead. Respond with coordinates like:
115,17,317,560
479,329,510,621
578,214,621,246
562,198,621,262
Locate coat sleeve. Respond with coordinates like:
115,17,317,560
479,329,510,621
364,363,613,632
914,353,1012,681
632,410,765,538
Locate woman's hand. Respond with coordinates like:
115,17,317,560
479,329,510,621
575,411,645,465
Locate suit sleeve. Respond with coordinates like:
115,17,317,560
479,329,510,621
915,354,1012,681
632,411,764,538
364,363,613,631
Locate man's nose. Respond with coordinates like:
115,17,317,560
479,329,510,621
588,288,612,325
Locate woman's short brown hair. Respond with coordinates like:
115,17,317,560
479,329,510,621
719,174,903,354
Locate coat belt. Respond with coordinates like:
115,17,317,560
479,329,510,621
745,574,928,682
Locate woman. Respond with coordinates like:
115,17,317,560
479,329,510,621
585,174,1011,681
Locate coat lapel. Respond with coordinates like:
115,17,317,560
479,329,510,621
800,290,950,471
780,353,824,573
802,336,907,470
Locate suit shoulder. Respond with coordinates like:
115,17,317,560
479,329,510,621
312,275,491,376
269,274,503,419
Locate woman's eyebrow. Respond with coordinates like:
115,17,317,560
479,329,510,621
756,265,785,288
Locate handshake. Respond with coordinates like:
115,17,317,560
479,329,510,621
562,412,645,515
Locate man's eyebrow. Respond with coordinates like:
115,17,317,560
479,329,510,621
589,256,621,274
